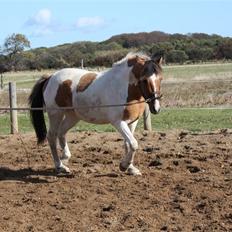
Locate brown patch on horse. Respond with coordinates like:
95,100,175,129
55,80,73,107
123,84,145,122
127,56,146,79
77,73,97,92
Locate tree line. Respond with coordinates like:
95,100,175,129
0,31,232,72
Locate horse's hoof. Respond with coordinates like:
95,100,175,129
119,162,128,172
127,164,142,176
60,157,69,166
56,165,71,174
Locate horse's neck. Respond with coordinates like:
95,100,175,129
104,63,136,84
88,64,133,103
101,64,142,102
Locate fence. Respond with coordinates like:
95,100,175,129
2,79,232,134
2,82,153,134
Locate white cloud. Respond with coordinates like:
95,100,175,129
34,9,51,25
76,16,105,28
26,9,52,27
24,9,55,37
25,11,107,37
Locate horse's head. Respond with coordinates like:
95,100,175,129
128,53,163,114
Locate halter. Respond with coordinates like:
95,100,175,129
138,79,162,103
145,93,162,103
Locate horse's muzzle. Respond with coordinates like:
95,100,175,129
148,97,161,114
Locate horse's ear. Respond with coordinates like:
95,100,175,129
152,53,163,65
127,56,138,67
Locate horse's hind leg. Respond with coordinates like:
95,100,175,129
113,120,141,176
47,111,70,173
58,112,79,164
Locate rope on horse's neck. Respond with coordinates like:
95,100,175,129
0,95,161,111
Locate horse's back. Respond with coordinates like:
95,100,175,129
43,68,97,107
52,68,91,83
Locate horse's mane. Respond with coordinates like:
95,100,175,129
111,52,162,76
112,52,150,68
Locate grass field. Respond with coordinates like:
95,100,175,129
1,62,232,88
164,62,232,80
0,62,232,134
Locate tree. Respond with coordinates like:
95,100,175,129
2,33,30,70
167,50,188,64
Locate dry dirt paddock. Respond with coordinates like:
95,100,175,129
0,130,231,232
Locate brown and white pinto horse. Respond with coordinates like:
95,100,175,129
29,52,163,175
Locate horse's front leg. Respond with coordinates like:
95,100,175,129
113,120,141,176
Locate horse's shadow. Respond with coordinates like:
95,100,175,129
0,167,66,184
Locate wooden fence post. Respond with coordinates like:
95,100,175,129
0,74,3,89
9,82,18,134
81,59,84,69
143,104,152,131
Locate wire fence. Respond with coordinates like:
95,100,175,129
1,80,232,135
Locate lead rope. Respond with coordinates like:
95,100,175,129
0,94,162,111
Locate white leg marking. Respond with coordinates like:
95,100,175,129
127,164,142,176
113,120,141,175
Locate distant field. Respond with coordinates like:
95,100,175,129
1,62,232,107
164,62,232,81
1,62,232,88
0,62,232,134
1,70,54,89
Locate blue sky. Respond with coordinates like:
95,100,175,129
0,0,231,48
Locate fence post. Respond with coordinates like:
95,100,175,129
9,82,18,134
81,59,84,69
0,74,3,89
143,104,152,131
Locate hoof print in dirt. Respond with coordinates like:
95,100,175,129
173,160,179,166
102,204,115,212
178,131,188,140
143,146,160,153
187,165,201,173
149,156,162,167
159,132,166,140
143,147,154,153
160,225,168,231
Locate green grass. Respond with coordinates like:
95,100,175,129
1,109,232,135
150,108,232,132
1,70,54,89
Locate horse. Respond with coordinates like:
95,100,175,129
29,52,163,176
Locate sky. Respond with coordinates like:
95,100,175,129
0,0,231,49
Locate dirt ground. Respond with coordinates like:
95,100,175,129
0,130,231,232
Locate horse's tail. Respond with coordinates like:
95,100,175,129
28,74,50,144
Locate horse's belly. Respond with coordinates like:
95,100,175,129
74,109,111,124
73,92,124,124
